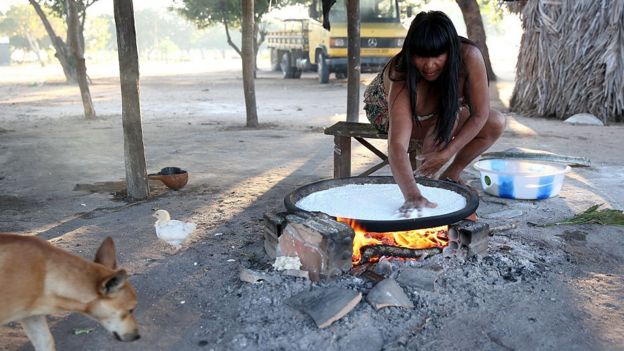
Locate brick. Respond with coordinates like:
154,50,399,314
452,220,490,244
461,237,489,256
277,213,353,281
263,211,288,237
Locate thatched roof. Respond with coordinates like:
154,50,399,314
510,0,623,123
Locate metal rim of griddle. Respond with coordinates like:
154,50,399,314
284,176,479,232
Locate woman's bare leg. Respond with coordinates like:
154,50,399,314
440,108,506,182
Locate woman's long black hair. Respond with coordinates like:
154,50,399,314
390,11,461,146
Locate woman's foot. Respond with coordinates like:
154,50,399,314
440,169,478,194
439,168,465,185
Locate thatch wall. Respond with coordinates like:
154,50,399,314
510,0,623,123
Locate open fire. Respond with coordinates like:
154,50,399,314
263,211,488,281
337,217,449,265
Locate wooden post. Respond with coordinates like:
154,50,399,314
242,0,259,128
113,0,149,200
334,135,351,178
346,0,360,123
67,0,96,119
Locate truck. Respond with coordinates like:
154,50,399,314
265,0,407,83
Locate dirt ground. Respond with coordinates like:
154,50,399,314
1,62,623,351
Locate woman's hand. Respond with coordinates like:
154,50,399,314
416,149,452,177
398,194,438,217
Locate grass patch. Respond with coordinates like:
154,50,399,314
548,204,624,226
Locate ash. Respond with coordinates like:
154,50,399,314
231,234,573,351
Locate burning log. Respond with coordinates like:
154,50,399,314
359,245,441,265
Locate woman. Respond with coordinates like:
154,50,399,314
364,11,505,215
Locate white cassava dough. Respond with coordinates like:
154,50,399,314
296,183,466,220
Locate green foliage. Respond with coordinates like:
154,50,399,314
548,204,624,226
478,0,505,23
133,8,194,55
84,15,113,52
0,4,64,49
0,4,46,39
173,0,307,29
39,0,98,21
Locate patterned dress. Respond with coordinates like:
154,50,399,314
363,72,390,133
364,71,469,134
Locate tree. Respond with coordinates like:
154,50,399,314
400,0,497,81
173,0,305,69
242,0,258,127
29,0,99,83
455,0,496,81
0,4,63,66
67,0,95,119
113,0,150,200
84,15,114,53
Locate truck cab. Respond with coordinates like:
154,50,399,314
266,0,407,83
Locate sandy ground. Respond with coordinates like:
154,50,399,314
1,61,623,351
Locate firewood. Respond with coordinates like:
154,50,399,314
359,245,441,264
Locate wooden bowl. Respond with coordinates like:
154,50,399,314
148,167,189,190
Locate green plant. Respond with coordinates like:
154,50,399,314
548,204,624,226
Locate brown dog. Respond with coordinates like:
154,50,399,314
0,234,140,351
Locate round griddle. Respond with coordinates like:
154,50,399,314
284,176,479,232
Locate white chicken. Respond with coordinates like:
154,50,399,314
153,209,197,248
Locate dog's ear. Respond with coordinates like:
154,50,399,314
94,237,117,269
99,269,128,295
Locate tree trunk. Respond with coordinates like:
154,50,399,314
113,0,149,200
455,0,496,81
346,0,360,122
222,14,242,57
242,0,259,128
29,0,76,83
253,21,264,76
67,0,96,119
25,32,46,67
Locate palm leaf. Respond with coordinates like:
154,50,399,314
547,204,624,226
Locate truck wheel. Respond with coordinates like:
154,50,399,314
270,49,281,71
281,52,294,79
335,72,346,80
317,52,329,84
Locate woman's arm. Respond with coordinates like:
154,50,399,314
444,45,490,155
387,78,437,213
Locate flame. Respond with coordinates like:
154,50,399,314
337,217,448,264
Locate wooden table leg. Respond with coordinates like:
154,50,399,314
334,135,351,178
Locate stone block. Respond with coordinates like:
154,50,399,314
264,239,277,260
366,278,414,310
395,266,442,292
239,267,280,284
287,287,362,328
282,269,310,280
